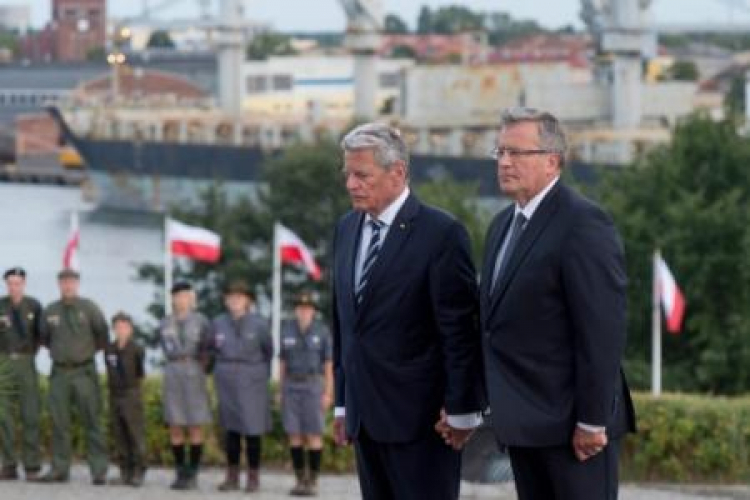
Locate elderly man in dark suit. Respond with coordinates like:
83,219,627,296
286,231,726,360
478,107,636,499
331,122,485,500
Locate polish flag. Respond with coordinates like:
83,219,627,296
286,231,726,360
168,219,221,263
276,224,321,280
656,255,686,334
63,228,79,270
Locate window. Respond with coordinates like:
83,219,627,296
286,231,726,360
379,72,400,89
272,74,293,91
246,75,267,94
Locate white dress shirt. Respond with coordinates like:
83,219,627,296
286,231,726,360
336,186,482,430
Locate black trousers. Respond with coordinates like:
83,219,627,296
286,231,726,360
354,426,461,500
508,440,620,500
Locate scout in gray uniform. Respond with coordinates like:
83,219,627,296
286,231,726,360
158,281,212,490
212,280,273,493
0,267,42,481
37,269,109,485
105,312,147,487
280,292,334,497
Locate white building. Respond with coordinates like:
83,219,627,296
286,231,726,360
242,56,415,123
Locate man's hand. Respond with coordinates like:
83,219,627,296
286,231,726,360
572,426,608,462
333,416,350,446
434,409,475,451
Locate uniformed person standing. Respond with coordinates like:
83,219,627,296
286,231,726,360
159,282,212,490
37,269,109,485
105,312,147,487
212,280,273,493
0,267,42,481
280,292,334,497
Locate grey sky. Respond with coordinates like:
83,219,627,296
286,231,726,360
6,0,750,31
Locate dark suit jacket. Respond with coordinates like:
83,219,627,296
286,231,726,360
332,193,485,443
480,182,636,447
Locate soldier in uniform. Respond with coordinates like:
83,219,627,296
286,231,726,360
37,269,109,485
0,267,43,481
212,280,273,493
158,281,212,490
105,312,147,487
280,292,334,497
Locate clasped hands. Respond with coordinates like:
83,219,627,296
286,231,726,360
434,409,475,451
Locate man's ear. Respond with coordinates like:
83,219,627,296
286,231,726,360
392,160,407,181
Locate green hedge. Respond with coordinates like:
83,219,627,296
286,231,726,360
8,377,750,482
621,393,750,483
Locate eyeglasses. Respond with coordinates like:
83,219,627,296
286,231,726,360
490,146,555,160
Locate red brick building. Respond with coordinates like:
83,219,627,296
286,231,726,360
51,0,106,62
21,0,106,62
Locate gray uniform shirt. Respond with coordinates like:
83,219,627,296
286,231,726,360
279,319,332,376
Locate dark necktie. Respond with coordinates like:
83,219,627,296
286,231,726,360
355,219,384,306
491,212,528,293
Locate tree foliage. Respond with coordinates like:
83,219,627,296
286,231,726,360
246,32,296,60
384,14,409,34
147,30,175,49
593,114,750,394
668,60,700,82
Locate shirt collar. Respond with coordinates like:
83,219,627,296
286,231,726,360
515,176,559,221
367,187,410,227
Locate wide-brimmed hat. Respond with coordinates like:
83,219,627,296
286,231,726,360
170,281,192,294
224,279,256,300
57,269,80,280
293,291,317,308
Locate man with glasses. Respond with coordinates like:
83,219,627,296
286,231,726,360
331,122,485,499
474,107,636,499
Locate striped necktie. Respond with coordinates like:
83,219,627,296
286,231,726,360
355,219,384,307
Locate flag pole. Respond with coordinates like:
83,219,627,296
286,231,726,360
271,222,282,381
652,249,662,397
164,216,172,317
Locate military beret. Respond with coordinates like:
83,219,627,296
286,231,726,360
111,311,133,325
170,281,192,294
57,269,80,280
223,279,255,300
3,267,26,279
294,291,317,308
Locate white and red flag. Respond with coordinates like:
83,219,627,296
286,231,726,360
167,219,221,263
62,211,79,270
275,223,321,280
656,255,686,334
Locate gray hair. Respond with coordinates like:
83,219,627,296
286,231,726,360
500,107,568,166
340,122,410,173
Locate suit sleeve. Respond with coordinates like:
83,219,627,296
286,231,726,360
562,208,628,427
331,222,346,410
429,220,485,415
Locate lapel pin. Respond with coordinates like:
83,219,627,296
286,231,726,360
399,223,406,230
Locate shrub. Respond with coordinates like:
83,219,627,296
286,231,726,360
621,393,750,482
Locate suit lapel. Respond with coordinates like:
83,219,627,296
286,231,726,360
338,212,364,315
355,194,420,322
489,182,563,312
480,208,513,312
